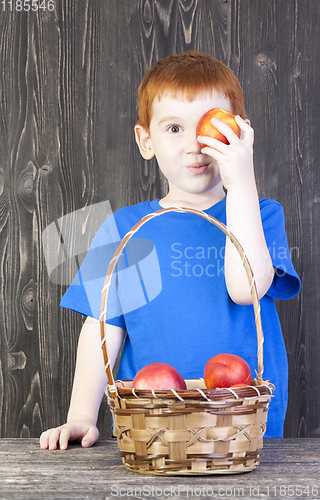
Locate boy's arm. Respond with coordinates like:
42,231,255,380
199,116,274,304
224,170,274,304
40,317,125,450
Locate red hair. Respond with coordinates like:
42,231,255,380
137,50,247,132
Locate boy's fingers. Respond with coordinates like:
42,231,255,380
39,430,50,449
40,428,59,450
197,134,227,152
40,424,99,451
40,427,67,450
59,425,86,449
59,427,72,450
234,114,246,124
210,117,239,142
81,426,99,448
235,115,254,141
198,138,229,158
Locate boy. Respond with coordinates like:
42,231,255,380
40,50,300,450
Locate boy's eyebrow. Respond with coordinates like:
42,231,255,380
158,116,181,124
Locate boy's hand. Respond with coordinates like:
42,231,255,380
40,418,99,450
197,115,255,191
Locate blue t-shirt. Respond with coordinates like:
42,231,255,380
60,197,300,438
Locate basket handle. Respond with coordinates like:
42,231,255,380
100,207,264,398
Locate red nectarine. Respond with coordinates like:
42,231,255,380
132,362,187,390
204,353,252,389
196,108,240,147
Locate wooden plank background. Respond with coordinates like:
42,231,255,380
0,0,319,439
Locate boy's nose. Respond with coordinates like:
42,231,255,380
185,133,202,154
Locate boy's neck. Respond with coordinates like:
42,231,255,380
159,184,226,211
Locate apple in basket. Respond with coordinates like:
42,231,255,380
204,353,252,389
132,362,187,390
196,107,240,147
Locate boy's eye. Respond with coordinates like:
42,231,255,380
168,125,181,133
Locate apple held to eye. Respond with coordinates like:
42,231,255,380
196,108,240,147
132,362,187,390
204,353,252,389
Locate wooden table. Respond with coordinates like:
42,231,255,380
0,438,319,499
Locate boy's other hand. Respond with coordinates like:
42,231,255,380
39,418,99,450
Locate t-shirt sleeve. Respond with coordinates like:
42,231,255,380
59,215,126,328
261,200,301,299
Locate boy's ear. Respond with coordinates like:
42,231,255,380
134,125,155,160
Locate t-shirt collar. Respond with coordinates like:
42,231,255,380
149,197,227,216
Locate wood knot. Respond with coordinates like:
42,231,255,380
41,164,52,173
8,351,27,371
255,52,276,70
18,161,37,213
143,0,152,23
21,279,34,330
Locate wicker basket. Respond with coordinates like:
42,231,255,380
100,207,275,475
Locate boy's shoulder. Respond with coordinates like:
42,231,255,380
114,200,155,221
102,200,157,236
258,197,284,219
259,197,282,210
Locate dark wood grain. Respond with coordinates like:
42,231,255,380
0,438,319,499
230,0,309,437
0,0,318,441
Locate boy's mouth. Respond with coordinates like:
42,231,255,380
187,163,209,175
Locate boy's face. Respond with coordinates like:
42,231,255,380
135,91,233,205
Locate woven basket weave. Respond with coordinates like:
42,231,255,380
100,207,274,475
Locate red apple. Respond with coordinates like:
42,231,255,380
229,383,248,388
132,362,187,390
196,108,240,147
204,353,252,389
